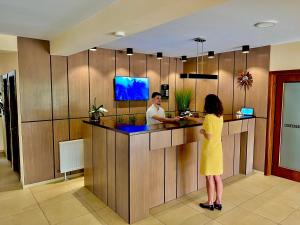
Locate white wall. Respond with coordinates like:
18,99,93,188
0,34,17,52
270,41,300,71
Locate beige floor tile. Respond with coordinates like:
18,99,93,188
239,194,271,212
179,213,212,225
98,210,128,225
76,189,107,212
280,209,300,225
41,196,89,224
204,221,223,225
221,186,256,206
254,200,296,223
155,205,199,225
132,216,163,225
150,199,182,215
30,180,71,194
32,184,74,203
3,207,49,225
57,213,106,225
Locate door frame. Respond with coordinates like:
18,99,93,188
265,69,300,176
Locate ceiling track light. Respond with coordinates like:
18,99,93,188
126,48,133,56
208,51,215,59
181,55,187,62
157,52,163,60
242,45,250,54
89,47,97,51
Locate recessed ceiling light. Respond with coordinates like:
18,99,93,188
114,31,126,37
254,20,278,28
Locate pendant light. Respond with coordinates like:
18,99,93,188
208,51,215,59
181,55,187,62
180,38,218,79
157,52,163,60
126,48,133,56
242,45,250,54
89,47,97,51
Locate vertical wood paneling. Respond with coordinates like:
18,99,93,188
68,51,89,118
221,135,235,179
130,53,147,113
107,130,116,210
196,56,218,112
183,59,196,111
116,132,129,222
93,126,107,203
246,46,270,117
177,142,198,197
53,119,69,178
147,55,160,107
116,51,130,115
246,118,255,174
254,118,266,172
51,55,68,119
198,140,206,189
82,123,93,191
161,57,169,110
89,48,116,116
149,149,164,208
70,118,87,139
169,58,176,111
218,52,234,114
234,133,241,175
129,133,150,223
233,51,247,113
22,121,54,184
165,146,177,202
18,37,52,121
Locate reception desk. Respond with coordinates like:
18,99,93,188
82,115,255,223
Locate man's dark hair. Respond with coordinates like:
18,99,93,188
204,94,223,117
152,92,161,98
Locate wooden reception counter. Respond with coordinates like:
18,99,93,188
82,115,255,223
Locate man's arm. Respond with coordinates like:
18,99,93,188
152,115,180,123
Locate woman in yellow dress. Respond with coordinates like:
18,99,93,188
187,94,224,211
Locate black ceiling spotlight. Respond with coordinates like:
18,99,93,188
89,47,97,51
208,51,215,59
181,55,187,62
126,48,133,56
157,52,163,60
242,45,250,54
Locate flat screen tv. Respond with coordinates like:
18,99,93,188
114,76,149,101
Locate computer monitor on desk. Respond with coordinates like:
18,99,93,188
241,107,254,116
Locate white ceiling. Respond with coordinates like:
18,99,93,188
103,0,300,57
0,0,116,39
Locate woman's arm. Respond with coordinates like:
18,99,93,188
200,128,212,140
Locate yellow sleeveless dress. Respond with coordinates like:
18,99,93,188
200,114,223,176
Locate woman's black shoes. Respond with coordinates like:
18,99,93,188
199,202,222,211
214,203,222,210
199,203,214,211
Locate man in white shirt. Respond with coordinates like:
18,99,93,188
146,92,180,125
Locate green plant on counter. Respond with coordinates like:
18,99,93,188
89,97,108,121
117,115,125,124
129,115,136,125
175,89,192,113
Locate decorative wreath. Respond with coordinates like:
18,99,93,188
237,71,253,89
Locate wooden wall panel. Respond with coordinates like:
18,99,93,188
234,133,241,175
218,52,234,114
147,55,161,108
161,57,169,110
176,60,184,95
165,146,177,202
22,121,54,184
198,139,206,189
246,118,255,174
233,51,247,113
18,37,52,121
107,130,116,210
246,46,270,118
68,51,89,118
150,130,171,150
129,133,149,223
116,51,130,115
53,119,69,178
196,56,218,112
221,135,235,179
130,53,147,114
169,58,176,111
149,148,164,208
253,118,266,171
177,142,198,197
93,126,107,203
82,123,93,192
89,48,116,116
51,55,68,119
116,132,129,222
183,59,196,111
70,118,87,139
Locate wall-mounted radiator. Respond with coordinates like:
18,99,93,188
59,139,84,180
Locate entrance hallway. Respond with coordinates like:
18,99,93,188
0,152,21,192
0,172,299,225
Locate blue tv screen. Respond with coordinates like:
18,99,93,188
114,76,149,101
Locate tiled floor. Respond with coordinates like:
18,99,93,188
0,171,300,225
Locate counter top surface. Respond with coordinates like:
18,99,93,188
83,115,254,135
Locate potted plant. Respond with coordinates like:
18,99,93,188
129,114,136,125
175,89,192,116
89,97,108,122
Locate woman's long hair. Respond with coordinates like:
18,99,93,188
204,94,223,117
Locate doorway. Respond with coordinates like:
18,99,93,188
0,70,21,190
266,70,300,182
